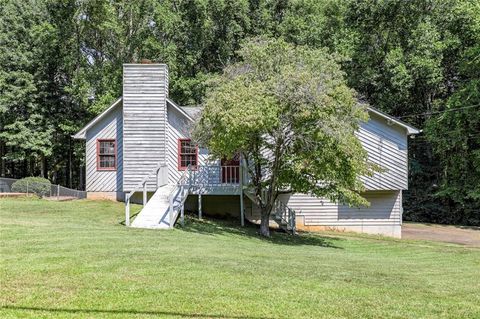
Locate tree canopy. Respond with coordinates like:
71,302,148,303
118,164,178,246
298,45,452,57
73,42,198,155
195,38,375,236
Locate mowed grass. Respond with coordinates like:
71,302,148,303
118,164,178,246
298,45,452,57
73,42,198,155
1,198,479,319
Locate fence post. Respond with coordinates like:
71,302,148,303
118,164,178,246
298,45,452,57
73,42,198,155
57,184,60,200
26,181,29,195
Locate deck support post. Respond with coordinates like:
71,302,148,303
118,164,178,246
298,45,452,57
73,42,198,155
240,194,245,227
143,182,147,206
239,160,245,227
169,195,174,229
238,155,245,227
181,205,185,227
198,193,202,220
125,194,130,227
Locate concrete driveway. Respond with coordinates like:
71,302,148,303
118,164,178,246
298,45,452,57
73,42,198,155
403,223,480,247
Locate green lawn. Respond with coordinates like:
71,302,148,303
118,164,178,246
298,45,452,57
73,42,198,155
1,198,479,319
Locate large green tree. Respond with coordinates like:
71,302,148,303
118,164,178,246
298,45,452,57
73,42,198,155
194,38,375,236
279,0,479,225
424,2,480,225
0,0,54,177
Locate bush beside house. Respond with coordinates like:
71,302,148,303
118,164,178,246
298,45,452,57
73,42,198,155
11,177,51,197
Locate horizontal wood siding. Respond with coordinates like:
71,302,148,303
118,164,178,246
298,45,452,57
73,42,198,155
123,64,168,191
281,191,401,226
166,104,209,183
85,103,123,192
359,113,409,190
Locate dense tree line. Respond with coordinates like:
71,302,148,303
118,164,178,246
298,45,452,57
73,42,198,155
1,0,478,225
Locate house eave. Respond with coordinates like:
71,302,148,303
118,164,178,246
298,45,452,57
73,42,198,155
367,107,421,135
73,98,123,139
166,98,195,122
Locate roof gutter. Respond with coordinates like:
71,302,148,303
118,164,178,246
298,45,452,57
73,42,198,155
367,107,421,135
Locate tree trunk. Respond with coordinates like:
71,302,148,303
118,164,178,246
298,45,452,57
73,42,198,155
31,156,35,176
68,138,72,188
40,155,45,178
23,158,28,177
79,161,83,190
43,157,48,179
11,154,15,178
0,141,5,177
259,211,270,237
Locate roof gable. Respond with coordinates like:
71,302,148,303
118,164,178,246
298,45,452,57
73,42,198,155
73,98,122,139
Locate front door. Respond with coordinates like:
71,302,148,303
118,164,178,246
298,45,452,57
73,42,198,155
221,157,240,184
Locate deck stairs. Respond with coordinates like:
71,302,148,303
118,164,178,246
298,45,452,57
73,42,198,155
125,163,190,229
131,184,182,229
125,161,296,233
244,190,296,234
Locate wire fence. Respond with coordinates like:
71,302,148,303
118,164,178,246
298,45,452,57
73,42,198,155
0,177,86,200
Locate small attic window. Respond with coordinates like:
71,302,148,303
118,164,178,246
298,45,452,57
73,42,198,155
97,139,116,171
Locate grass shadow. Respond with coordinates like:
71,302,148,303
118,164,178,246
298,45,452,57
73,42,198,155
119,210,141,226
407,222,480,231
455,225,480,231
177,213,342,249
2,305,272,319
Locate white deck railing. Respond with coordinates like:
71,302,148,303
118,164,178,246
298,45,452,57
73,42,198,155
273,199,296,233
123,161,295,233
167,165,192,228
189,165,241,186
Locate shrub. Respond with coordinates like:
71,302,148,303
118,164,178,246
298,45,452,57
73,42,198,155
11,177,52,197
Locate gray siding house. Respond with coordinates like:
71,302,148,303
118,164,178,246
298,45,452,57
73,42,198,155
74,63,419,238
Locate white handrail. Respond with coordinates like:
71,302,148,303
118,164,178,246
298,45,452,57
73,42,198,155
128,163,168,198
125,162,168,227
167,165,192,228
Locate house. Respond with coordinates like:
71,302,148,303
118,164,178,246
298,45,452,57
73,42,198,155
73,63,420,238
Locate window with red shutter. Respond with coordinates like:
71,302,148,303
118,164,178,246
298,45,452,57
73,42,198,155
178,139,197,170
97,139,116,170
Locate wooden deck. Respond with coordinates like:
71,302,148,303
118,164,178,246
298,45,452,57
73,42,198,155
186,165,242,195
